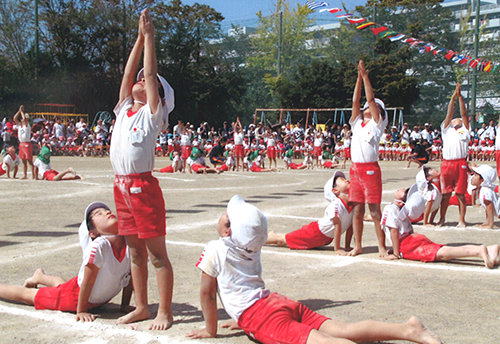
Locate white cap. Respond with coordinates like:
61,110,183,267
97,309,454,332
362,98,387,119
227,195,267,253
78,202,110,253
399,184,425,222
324,170,346,202
471,165,497,189
137,68,175,130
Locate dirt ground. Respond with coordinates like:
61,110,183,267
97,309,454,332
0,156,499,344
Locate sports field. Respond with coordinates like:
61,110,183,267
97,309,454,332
0,157,499,344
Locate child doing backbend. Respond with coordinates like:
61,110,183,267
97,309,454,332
267,171,353,254
186,195,442,344
415,166,442,227
0,202,132,322
381,186,499,268
470,164,500,229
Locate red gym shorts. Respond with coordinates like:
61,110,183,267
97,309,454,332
234,144,244,158
496,151,500,176
313,147,322,157
440,158,468,194
238,293,329,344
250,165,262,172
267,146,276,159
285,221,333,250
191,163,204,173
181,146,192,159
400,234,444,263
19,142,33,160
114,172,166,239
34,277,80,312
0,165,6,176
349,162,382,204
344,148,351,159
218,164,229,172
159,165,174,173
43,169,59,181
289,163,302,170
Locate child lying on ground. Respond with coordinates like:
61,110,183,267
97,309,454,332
266,171,353,254
381,185,499,268
34,146,82,181
0,202,132,322
186,195,442,344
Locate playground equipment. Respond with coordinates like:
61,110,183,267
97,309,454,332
30,103,88,125
91,111,113,129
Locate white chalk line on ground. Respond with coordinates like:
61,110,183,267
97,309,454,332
0,304,205,344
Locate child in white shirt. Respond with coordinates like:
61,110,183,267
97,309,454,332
471,164,500,229
0,145,20,178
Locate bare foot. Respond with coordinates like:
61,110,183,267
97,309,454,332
478,245,494,269
436,219,445,227
116,308,151,325
487,244,500,266
68,167,76,175
406,316,442,344
24,268,45,288
21,176,27,180
149,313,173,330
347,246,363,257
456,222,466,228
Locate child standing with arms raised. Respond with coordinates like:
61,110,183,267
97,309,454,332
348,60,388,257
110,9,175,330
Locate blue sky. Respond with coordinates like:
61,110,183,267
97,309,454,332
180,0,454,32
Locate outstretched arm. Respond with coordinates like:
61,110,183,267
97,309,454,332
359,61,380,124
383,227,400,260
443,83,460,129
350,63,363,123
186,272,218,338
141,9,160,114
13,106,21,125
118,12,145,105
458,86,469,129
76,263,99,322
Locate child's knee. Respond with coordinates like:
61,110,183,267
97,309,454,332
149,253,170,269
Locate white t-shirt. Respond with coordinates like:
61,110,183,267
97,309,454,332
381,203,414,246
422,184,442,213
225,155,235,168
110,97,164,175
78,237,131,305
317,197,353,238
180,133,191,146
234,132,244,145
53,123,65,138
196,239,270,322
313,136,323,147
349,115,388,163
441,122,470,160
15,123,31,143
479,186,500,218
33,158,51,179
2,154,20,171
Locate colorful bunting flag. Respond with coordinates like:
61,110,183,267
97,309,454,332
389,34,405,42
319,8,342,13
306,1,328,10
347,18,366,24
433,48,446,55
444,50,456,60
469,58,480,68
336,13,353,18
452,54,464,63
356,22,375,30
381,31,397,39
459,56,470,66
484,61,492,72
371,26,388,35
492,63,499,73
403,38,416,43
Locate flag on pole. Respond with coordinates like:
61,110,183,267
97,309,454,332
356,22,375,30
319,8,342,13
388,34,405,41
371,26,388,35
347,18,366,24
306,1,329,10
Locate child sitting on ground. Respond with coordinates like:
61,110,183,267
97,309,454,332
34,146,82,181
0,202,132,322
186,195,442,344
266,171,353,254
470,164,500,229
153,151,181,173
0,145,20,178
381,185,499,268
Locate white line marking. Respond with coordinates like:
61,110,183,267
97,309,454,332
0,304,206,344
266,214,318,221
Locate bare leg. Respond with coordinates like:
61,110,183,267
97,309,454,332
28,160,35,179
145,236,174,330
21,160,28,179
52,168,79,181
0,285,38,306
437,193,451,226
266,231,288,247
436,245,493,268
368,203,385,256
117,235,151,325
348,203,364,256
24,268,65,288
312,316,441,344
487,244,500,266
455,193,467,227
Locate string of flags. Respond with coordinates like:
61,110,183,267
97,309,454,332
305,1,500,73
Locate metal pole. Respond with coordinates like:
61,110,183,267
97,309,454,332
471,0,480,130
372,5,376,58
277,11,283,77
35,0,39,79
